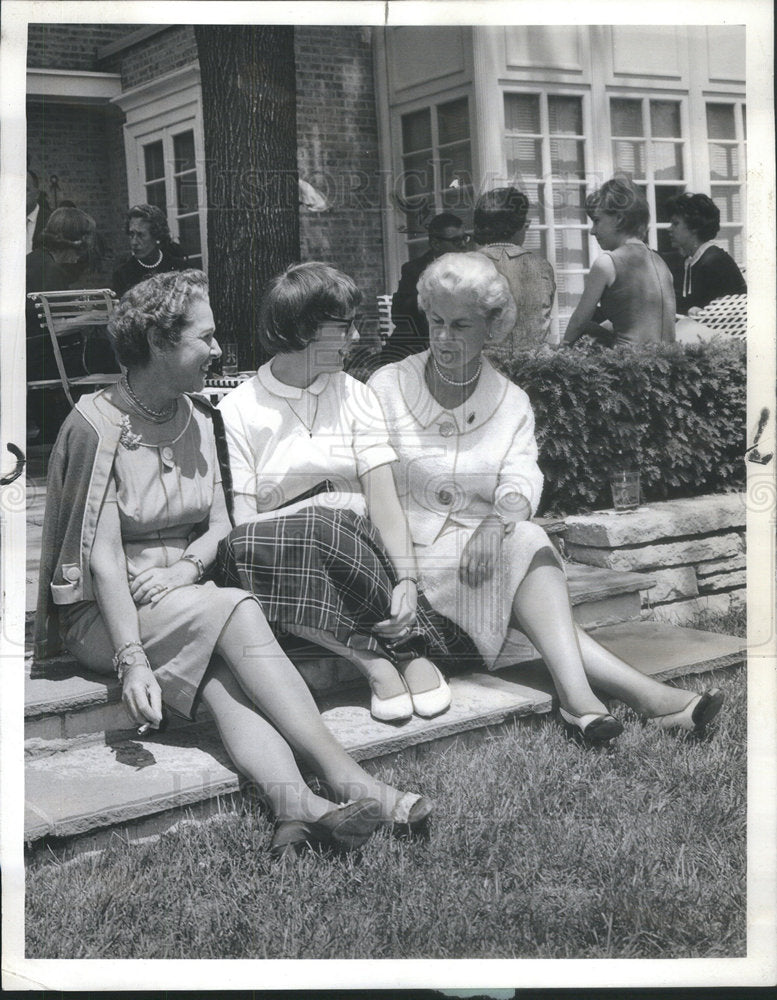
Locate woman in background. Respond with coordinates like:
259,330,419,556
112,204,187,299
561,176,675,348
665,192,746,314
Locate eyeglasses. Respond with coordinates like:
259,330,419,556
319,315,359,338
436,234,470,248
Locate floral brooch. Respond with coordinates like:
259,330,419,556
119,414,142,450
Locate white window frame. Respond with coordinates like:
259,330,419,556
393,87,474,259
112,64,208,271
607,91,689,252
705,98,747,267
501,86,593,340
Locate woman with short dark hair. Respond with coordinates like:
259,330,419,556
35,268,430,857
111,204,187,299
665,192,746,313
473,186,556,352
562,176,676,347
218,262,465,735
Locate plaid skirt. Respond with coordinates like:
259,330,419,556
216,506,482,672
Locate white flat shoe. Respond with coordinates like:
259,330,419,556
559,707,623,744
650,688,725,732
401,659,451,718
370,681,413,723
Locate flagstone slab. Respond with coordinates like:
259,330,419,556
564,494,745,547
649,592,746,625
24,622,745,848
640,566,699,605
589,620,745,680
567,532,744,571
25,673,551,843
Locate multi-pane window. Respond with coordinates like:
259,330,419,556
706,102,746,263
503,91,589,334
399,97,473,259
139,127,203,268
610,97,686,253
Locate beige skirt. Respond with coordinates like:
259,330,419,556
61,581,256,719
415,519,561,669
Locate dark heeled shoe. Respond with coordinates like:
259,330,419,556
559,707,623,745
270,797,382,858
649,688,725,733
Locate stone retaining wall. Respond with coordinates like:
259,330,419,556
562,494,745,624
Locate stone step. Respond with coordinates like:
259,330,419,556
25,669,553,847
566,562,652,628
24,622,745,852
25,561,655,742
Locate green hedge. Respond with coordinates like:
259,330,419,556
494,340,746,516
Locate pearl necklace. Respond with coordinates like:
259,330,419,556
431,355,482,388
119,375,177,422
135,247,163,269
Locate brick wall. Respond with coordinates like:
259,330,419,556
100,26,199,90
295,26,385,311
27,100,127,286
26,24,387,303
27,23,134,71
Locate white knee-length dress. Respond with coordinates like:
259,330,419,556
369,352,559,667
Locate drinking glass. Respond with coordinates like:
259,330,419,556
610,469,640,511
222,341,239,375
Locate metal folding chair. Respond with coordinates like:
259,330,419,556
26,288,121,407
691,293,747,339
202,373,252,403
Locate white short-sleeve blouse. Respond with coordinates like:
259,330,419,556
218,361,397,525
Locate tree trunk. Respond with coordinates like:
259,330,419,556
195,26,299,369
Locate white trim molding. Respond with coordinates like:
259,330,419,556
26,68,122,104
111,64,201,124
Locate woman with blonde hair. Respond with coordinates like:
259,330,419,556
562,176,676,348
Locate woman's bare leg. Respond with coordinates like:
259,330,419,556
214,601,408,814
286,623,407,701
509,560,609,718
200,660,338,822
574,626,697,716
509,553,695,718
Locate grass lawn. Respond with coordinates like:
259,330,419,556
26,626,746,960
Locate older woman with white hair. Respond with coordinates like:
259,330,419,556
369,252,724,743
